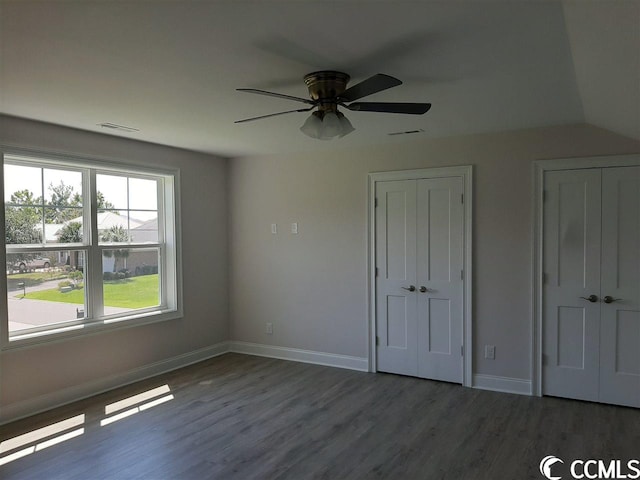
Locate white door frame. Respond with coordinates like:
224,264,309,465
531,153,640,397
368,166,473,387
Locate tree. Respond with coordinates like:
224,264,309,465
100,225,131,272
5,189,42,245
97,191,115,212
56,221,83,268
46,181,82,223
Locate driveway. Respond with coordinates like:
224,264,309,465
8,294,130,333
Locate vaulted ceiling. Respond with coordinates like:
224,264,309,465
1,1,638,157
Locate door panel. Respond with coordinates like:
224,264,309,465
599,166,640,407
543,169,601,402
387,295,409,348
376,180,418,376
557,306,586,369
416,177,463,382
428,298,451,354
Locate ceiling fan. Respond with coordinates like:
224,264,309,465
235,71,431,140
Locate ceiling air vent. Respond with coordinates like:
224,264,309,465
97,122,139,133
388,129,424,136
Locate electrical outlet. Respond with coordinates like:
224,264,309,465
265,322,273,335
485,345,496,360
291,222,298,234
271,224,277,234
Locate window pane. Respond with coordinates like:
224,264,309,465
129,178,158,210
102,248,160,315
130,213,158,243
43,169,83,206
97,174,127,210
6,250,86,334
47,208,84,244
5,206,43,245
4,164,42,204
97,211,134,245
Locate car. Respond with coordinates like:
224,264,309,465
14,257,52,272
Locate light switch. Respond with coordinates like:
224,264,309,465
291,222,298,234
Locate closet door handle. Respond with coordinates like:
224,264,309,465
419,286,429,293
402,285,416,292
603,296,621,304
579,295,598,303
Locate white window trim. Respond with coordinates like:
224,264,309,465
0,147,183,350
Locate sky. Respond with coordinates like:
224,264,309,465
4,164,157,220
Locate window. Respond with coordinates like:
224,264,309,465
1,151,181,345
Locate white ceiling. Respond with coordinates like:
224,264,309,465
1,1,638,158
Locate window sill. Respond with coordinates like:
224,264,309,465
1,308,183,351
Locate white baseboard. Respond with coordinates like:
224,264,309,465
228,341,369,372
1,341,230,425
472,373,532,396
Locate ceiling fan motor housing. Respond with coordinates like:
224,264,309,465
303,71,350,112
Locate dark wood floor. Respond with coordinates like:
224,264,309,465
1,353,638,479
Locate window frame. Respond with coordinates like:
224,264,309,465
0,147,183,350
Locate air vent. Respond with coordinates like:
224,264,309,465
388,129,424,136
97,123,139,133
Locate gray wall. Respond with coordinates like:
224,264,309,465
229,124,640,381
1,117,638,421
0,116,229,414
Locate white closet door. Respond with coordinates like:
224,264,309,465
543,169,602,402
416,177,464,383
376,180,418,376
599,166,640,408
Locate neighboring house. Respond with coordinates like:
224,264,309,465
53,212,150,272
36,224,65,265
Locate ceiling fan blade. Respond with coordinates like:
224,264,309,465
345,102,431,115
338,74,402,102
236,88,315,105
235,107,315,124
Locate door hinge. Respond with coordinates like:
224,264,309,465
461,345,464,356
461,193,464,204
375,267,379,277
374,198,378,208
542,272,547,284
461,270,464,280
376,336,380,346
542,190,547,202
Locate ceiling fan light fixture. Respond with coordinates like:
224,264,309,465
300,109,355,140
300,111,324,139
322,111,342,138
337,112,355,137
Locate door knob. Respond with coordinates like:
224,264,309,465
419,286,429,293
603,296,621,304
579,294,598,303
402,285,416,292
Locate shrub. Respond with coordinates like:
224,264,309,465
118,269,131,278
58,280,72,288
103,272,115,281
69,270,83,282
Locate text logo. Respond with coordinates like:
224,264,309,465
539,457,640,479
540,456,564,480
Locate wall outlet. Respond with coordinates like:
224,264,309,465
291,222,298,234
485,345,496,360
271,224,277,234
265,322,273,335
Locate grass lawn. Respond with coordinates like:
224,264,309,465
23,274,159,309
7,271,70,290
